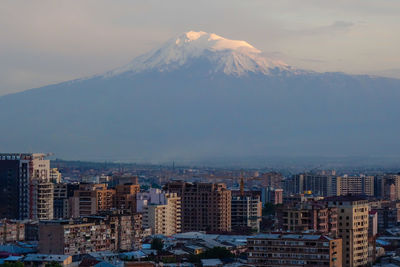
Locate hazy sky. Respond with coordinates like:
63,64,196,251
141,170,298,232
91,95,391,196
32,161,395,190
1,0,399,96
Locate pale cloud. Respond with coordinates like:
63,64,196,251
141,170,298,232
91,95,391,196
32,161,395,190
0,0,399,95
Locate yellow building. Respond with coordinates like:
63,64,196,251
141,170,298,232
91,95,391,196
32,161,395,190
143,192,181,236
50,168,62,183
327,196,369,267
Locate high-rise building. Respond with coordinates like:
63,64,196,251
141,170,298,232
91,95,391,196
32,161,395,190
336,176,374,196
247,233,342,267
231,191,262,232
291,173,338,196
326,196,369,267
0,153,53,220
371,201,400,232
375,174,400,200
368,211,378,264
69,184,115,217
260,172,283,188
142,191,181,236
261,187,283,205
115,183,140,213
275,202,338,235
50,168,62,183
164,181,231,232
53,183,79,219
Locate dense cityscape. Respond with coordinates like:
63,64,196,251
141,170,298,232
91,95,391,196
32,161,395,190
0,153,399,267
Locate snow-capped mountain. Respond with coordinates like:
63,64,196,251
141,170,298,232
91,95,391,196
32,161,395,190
0,31,399,163
108,31,290,76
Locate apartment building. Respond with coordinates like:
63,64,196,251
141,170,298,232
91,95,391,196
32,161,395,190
0,153,53,220
114,183,140,213
231,191,262,232
39,213,142,255
164,181,231,232
247,233,342,267
53,183,79,219
261,187,283,205
291,173,338,196
50,168,62,183
142,191,181,236
275,202,338,236
0,219,25,244
337,176,374,196
69,184,115,217
260,172,283,188
375,174,400,200
326,196,369,267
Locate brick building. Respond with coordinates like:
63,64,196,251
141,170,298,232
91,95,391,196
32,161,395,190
164,181,231,232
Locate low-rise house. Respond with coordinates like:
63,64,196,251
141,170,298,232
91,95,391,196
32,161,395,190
23,254,72,267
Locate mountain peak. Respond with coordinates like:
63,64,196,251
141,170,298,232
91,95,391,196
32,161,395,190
175,31,259,53
107,31,290,77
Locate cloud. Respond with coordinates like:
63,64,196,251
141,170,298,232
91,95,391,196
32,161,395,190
289,21,355,36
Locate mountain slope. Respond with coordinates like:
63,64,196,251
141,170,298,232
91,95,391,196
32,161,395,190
106,31,291,76
0,31,399,162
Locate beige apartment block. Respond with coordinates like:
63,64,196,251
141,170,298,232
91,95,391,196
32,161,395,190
327,196,369,267
143,193,181,236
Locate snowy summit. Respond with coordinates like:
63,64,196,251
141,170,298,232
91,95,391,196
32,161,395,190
109,31,290,76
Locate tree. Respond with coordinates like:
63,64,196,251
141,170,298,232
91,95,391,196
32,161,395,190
151,238,164,251
262,202,276,216
45,262,62,267
1,263,24,267
202,247,234,259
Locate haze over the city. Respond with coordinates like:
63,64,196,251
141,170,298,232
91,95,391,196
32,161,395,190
1,0,400,96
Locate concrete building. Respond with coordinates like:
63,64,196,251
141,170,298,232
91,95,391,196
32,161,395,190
142,191,181,236
164,181,231,232
115,183,140,213
0,153,53,220
275,202,338,235
337,176,374,196
371,202,400,232
69,184,115,217
231,191,262,232
247,233,342,267
39,213,142,255
109,175,139,187
291,173,338,196
260,172,283,188
375,174,400,200
0,219,25,244
368,211,378,237
50,168,62,183
53,183,79,219
261,187,283,205
326,196,369,267
368,211,378,264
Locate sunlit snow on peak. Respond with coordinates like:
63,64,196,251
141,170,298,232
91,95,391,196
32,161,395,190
108,31,291,77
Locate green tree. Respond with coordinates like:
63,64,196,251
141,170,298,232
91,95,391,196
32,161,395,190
201,247,234,259
45,262,62,267
1,262,24,267
151,238,164,251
